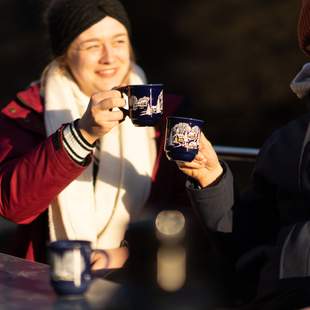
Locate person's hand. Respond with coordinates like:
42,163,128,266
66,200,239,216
78,90,125,144
176,132,223,188
91,247,129,270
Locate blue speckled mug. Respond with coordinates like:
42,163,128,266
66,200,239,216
117,84,163,126
48,240,92,295
164,116,205,162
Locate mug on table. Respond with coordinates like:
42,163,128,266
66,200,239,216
48,240,92,295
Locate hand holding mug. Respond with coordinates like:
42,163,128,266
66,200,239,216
176,132,223,188
78,90,126,144
91,247,129,270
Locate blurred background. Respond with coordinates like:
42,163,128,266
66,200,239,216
0,1,308,238
0,0,308,147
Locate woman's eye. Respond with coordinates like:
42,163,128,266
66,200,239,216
86,45,101,49
114,40,126,45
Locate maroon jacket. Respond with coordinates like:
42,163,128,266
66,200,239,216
0,82,184,262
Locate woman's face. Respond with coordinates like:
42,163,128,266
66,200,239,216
65,16,131,96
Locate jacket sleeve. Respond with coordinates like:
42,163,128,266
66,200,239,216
0,122,90,225
185,152,280,256
186,161,234,232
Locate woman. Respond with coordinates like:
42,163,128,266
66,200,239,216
0,0,180,269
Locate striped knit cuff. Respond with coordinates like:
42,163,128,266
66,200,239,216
62,121,95,163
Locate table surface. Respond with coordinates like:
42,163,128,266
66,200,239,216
0,219,236,310
0,252,131,309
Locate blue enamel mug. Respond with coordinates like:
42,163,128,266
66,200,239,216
117,84,164,127
164,116,205,162
48,240,92,295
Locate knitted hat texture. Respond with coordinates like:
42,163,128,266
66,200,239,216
46,0,131,56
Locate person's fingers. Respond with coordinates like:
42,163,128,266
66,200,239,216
199,132,214,153
176,150,207,165
199,132,208,148
91,251,109,270
91,90,121,103
199,133,222,169
195,152,207,162
96,110,124,122
94,97,125,111
176,160,205,169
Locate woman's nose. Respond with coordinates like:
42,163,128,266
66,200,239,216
99,44,115,63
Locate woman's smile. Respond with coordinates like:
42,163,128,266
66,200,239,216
96,68,118,78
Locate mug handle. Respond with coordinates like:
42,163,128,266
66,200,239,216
113,86,130,122
119,107,129,118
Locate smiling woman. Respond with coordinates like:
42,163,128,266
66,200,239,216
0,0,181,270
65,16,131,95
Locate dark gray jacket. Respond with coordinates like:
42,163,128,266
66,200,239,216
187,112,310,298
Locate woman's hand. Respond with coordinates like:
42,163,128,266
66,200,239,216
91,246,129,270
176,133,223,188
78,90,125,144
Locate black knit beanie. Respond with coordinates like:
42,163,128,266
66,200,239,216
46,0,131,57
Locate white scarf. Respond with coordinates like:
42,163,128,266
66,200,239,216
43,61,156,249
